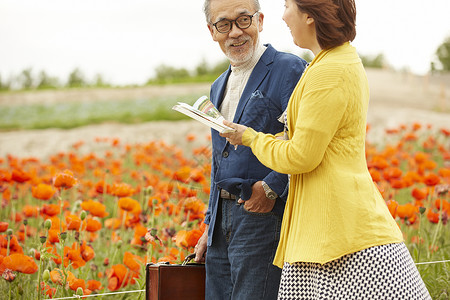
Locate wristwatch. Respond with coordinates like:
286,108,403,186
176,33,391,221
261,181,278,200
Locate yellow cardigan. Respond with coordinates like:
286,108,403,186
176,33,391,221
242,43,403,266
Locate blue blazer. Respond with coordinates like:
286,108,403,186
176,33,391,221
205,44,307,245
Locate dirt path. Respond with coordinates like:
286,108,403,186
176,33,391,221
0,69,448,160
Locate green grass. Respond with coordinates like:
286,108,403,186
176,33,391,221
0,93,208,130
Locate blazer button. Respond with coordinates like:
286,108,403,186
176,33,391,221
222,151,229,158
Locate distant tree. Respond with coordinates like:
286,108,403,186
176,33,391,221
299,50,313,63
151,64,190,83
67,68,86,87
37,70,60,89
195,59,210,77
360,53,385,68
17,68,34,89
434,36,450,71
211,59,229,75
93,74,110,87
0,75,11,91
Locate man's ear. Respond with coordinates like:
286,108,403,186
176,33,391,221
258,12,264,32
207,23,217,41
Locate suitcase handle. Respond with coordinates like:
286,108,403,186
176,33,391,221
182,253,196,266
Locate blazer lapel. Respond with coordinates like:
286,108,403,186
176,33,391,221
233,45,274,123
211,67,231,110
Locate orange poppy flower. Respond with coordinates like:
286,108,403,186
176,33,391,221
85,218,102,232
87,280,103,291
385,200,398,218
64,244,86,269
123,251,143,273
383,167,403,181
105,218,122,230
31,183,56,200
22,205,39,217
396,203,418,224
426,209,440,224
81,199,109,218
435,199,450,214
1,253,38,274
423,173,440,186
50,268,65,285
0,235,23,255
107,264,129,291
67,272,86,292
41,204,60,217
66,214,82,231
54,169,77,189
110,182,135,197
118,197,141,215
48,229,60,244
80,242,95,262
0,222,8,233
175,229,202,249
411,188,428,201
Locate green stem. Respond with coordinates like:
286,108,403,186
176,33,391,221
37,247,43,300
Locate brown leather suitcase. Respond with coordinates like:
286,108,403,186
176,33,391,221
146,254,205,300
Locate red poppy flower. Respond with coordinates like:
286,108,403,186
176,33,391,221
0,222,8,233
11,168,31,183
423,173,440,186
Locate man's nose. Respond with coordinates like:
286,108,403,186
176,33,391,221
228,23,244,38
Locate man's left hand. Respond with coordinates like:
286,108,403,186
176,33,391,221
237,181,275,213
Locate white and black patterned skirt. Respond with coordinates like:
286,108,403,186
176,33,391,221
278,242,431,299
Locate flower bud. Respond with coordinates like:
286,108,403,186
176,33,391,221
419,207,426,215
43,269,50,282
40,236,47,244
59,231,67,241
144,186,153,196
76,287,83,296
44,219,52,230
6,228,13,236
80,210,87,221
116,240,123,249
23,219,28,226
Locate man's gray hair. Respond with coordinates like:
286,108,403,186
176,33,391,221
203,0,261,23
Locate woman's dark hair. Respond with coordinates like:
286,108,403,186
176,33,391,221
294,0,356,49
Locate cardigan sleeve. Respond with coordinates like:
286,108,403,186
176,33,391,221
243,64,349,174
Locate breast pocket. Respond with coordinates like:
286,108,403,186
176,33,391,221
240,90,280,131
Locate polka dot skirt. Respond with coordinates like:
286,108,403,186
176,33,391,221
278,242,431,299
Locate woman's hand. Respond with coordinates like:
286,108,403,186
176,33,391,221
220,120,248,146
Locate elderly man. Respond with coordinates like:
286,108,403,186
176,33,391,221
194,0,306,299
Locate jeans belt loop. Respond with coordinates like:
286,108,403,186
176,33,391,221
220,189,236,200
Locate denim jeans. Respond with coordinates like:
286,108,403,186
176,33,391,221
205,198,284,300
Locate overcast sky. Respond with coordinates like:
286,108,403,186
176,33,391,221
1,0,449,85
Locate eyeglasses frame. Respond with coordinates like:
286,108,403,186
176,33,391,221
212,11,259,34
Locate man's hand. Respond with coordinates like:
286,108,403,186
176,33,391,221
237,181,276,213
194,225,209,263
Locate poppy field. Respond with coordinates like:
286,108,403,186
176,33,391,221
0,122,449,299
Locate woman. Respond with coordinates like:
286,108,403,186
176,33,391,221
222,0,431,298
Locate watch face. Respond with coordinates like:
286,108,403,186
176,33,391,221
267,191,277,200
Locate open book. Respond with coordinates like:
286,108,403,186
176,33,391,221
172,96,236,133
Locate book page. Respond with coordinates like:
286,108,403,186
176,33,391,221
172,96,235,133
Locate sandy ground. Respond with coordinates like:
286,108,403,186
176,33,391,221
0,69,449,160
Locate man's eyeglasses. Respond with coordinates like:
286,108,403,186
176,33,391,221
212,12,259,34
